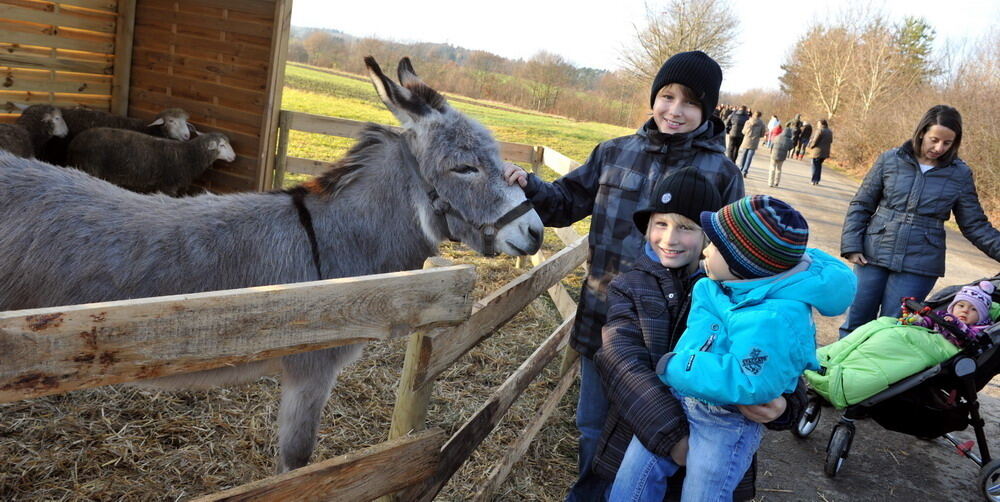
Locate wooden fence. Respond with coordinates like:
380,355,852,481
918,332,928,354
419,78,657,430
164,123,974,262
1,110,593,500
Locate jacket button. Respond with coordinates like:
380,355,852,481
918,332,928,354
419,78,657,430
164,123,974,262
668,293,675,299
711,324,719,331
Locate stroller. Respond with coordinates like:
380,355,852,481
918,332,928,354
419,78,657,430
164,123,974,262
792,274,1000,501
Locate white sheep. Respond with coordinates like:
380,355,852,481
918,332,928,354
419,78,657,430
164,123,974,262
67,128,236,196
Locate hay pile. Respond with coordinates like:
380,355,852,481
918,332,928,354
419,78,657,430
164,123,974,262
0,242,585,501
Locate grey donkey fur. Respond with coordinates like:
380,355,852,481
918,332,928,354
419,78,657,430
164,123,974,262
67,128,236,195
0,57,543,473
11,104,69,157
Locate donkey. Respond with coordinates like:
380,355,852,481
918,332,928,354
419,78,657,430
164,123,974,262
0,57,544,472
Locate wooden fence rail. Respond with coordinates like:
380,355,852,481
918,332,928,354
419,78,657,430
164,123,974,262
195,428,447,502
0,266,475,403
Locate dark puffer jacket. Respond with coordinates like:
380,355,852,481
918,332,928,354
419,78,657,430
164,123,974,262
592,253,807,499
841,142,1000,277
523,117,743,358
725,110,749,138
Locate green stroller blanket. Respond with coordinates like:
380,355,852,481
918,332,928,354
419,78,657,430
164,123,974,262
804,317,959,409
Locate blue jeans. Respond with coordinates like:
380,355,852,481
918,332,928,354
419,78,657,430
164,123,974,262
811,157,826,183
609,435,679,502
839,264,937,338
738,149,755,176
610,396,763,502
565,355,611,501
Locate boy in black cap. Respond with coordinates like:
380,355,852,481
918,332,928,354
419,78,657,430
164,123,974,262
504,51,803,501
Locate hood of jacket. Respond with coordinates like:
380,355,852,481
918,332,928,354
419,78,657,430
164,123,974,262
718,248,856,317
637,116,727,156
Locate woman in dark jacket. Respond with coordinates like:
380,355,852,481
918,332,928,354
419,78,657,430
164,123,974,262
592,169,806,501
839,105,1000,338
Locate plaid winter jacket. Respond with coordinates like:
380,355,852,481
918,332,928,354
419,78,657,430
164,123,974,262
592,253,808,499
523,116,743,359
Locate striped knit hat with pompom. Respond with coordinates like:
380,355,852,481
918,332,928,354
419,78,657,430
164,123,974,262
700,195,809,279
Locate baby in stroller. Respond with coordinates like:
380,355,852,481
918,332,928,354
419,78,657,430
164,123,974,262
805,280,998,409
793,275,1000,500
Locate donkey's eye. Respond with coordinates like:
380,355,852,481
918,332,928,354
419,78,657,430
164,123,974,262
451,165,479,175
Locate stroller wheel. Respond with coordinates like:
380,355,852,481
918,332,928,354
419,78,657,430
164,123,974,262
824,423,854,477
793,396,822,438
979,459,1000,501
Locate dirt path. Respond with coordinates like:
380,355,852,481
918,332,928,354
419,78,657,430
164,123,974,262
741,149,1000,501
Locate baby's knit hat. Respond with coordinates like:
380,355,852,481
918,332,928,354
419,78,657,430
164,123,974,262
700,195,809,279
949,280,996,325
649,51,722,123
632,167,723,234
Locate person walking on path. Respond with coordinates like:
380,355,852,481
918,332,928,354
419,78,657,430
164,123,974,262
838,104,1000,338
765,115,780,148
795,121,813,160
767,120,783,153
768,121,796,187
737,111,766,178
807,120,833,185
503,50,743,500
725,105,749,163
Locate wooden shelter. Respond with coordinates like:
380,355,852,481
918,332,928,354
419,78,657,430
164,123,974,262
0,0,293,192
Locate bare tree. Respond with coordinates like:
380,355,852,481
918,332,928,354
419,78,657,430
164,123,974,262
621,0,739,84
520,51,574,111
780,25,856,120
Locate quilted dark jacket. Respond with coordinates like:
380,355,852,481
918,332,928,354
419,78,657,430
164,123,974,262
841,142,1000,276
523,117,743,358
592,253,807,499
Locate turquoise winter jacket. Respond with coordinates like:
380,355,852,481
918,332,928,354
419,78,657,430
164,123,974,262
657,248,856,405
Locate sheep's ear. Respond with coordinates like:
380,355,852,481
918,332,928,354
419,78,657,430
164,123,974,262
207,138,219,149
187,123,199,137
148,117,165,127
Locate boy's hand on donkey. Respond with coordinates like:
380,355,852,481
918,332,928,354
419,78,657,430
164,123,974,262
736,395,787,423
670,436,689,466
503,162,528,188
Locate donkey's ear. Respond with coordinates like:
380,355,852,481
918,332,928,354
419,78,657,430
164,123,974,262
398,57,447,112
365,56,430,126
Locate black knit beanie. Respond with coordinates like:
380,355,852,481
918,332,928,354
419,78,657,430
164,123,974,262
649,51,723,123
633,167,723,234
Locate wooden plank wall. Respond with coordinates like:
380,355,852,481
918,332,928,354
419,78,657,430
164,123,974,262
128,0,286,192
0,0,120,122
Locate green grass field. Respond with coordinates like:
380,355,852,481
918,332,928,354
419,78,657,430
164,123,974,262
280,63,634,183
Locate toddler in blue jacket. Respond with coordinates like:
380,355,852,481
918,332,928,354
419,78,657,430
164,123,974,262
614,195,856,501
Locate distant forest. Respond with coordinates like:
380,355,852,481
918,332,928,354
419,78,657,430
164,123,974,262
286,27,651,127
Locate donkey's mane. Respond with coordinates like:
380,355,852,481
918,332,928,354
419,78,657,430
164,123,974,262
294,123,402,198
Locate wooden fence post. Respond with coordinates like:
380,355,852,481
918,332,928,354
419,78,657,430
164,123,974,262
272,111,290,190
380,256,454,502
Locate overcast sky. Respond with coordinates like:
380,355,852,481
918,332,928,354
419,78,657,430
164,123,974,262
290,0,999,94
